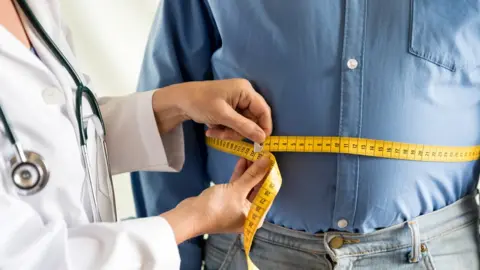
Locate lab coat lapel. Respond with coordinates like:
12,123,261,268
19,0,81,136
5,1,111,223
22,1,110,222
0,25,57,87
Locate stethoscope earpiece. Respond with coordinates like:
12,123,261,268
10,151,48,196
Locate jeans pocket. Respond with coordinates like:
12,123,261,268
205,233,331,270
409,0,480,72
419,221,480,270
204,234,241,270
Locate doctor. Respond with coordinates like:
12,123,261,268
0,0,273,269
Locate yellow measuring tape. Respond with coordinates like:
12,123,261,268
205,136,480,269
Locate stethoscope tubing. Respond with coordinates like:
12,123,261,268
9,0,118,222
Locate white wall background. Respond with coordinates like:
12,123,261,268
59,0,161,219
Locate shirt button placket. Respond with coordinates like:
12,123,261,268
332,0,367,231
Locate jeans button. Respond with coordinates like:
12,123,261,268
329,236,344,249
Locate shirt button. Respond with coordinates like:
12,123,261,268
42,87,65,104
347,58,358,69
337,219,348,228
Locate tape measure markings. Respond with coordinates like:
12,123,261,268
260,136,480,162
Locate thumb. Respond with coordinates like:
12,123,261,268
229,158,248,183
219,106,266,143
235,156,272,194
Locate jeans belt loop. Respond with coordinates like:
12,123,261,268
407,220,421,263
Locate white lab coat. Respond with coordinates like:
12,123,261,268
0,1,185,269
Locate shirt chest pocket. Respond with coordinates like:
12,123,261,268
409,0,480,72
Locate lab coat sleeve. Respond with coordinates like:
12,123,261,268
0,187,181,269
56,2,185,175
98,91,185,175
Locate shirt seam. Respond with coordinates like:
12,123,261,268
352,0,369,231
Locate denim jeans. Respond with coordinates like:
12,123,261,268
204,195,480,269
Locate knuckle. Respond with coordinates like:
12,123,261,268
218,113,232,123
245,168,257,179
233,78,252,89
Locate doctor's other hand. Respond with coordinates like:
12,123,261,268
160,156,272,244
153,78,272,143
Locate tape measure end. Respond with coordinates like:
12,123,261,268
254,142,264,153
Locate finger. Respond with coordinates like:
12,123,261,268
205,127,244,141
247,177,266,202
239,110,264,138
230,158,248,182
242,200,252,217
239,108,272,142
235,156,271,194
237,89,272,138
218,106,266,143
240,110,257,123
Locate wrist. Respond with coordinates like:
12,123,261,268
160,197,205,244
152,85,190,134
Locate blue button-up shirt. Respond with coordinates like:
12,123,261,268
131,0,480,268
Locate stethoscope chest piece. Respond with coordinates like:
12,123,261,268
10,151,49,196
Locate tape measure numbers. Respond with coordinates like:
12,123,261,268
260,136,480,162
205,136,480,269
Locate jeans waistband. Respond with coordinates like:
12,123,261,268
248,195,479,257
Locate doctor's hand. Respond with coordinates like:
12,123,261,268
160,156,272,244
153,78,272,143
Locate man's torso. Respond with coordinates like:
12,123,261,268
203,0,480,233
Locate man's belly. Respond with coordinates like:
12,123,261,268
206,147,478,234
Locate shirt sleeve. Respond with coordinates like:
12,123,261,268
0,185,180,269
130,0,221,269
98,91,184,175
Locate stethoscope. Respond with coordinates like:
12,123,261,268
0,0,117,222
